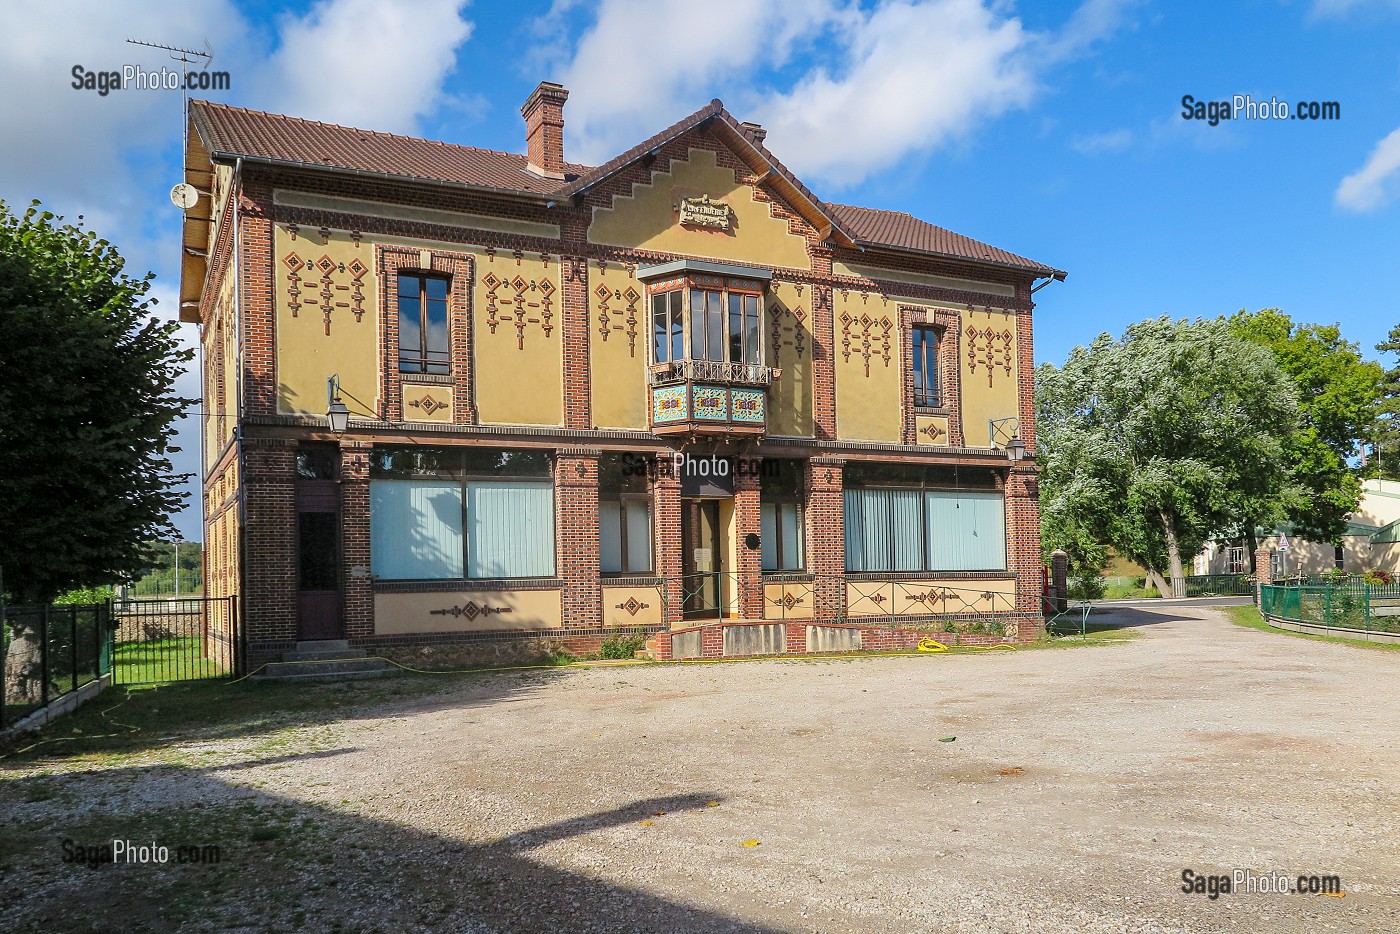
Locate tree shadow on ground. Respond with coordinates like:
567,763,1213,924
1,763,787,934
0,666,575,764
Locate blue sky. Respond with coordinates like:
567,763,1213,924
1,0,1397,540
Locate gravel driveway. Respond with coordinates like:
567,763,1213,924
4,604,1398,932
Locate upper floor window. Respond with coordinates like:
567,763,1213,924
912,325,941,408
651,276,764,367
398,274,449,374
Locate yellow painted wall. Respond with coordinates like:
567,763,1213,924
960,307,1019,448
845,578,1016,617
588,261,649,429
374,589,563,634
766,280,814,436
833,289,902,442
400,383,453,423
589,147,811,271
763,581,813,619
471,248,563,426
203,264,238,468
914,414,950,446
601,585,664,627
273,225,380,416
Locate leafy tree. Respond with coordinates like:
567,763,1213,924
1037,317,1299,597
1228,309,1383,544
1371,323,1400,480
0,201,192,603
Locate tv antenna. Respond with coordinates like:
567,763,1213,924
126,37,214,211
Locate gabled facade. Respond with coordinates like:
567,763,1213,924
182,82,1065,666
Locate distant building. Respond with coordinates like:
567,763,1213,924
180,83,1063,667
1195,478,1400,578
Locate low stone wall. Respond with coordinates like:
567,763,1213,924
655,619,1027,661
1263,614,1400,645
0,675,110,743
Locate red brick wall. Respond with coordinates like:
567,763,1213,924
555,449,602,630
807,457,846,622
734,466,764,619
341,440,374,639
242,438,297,650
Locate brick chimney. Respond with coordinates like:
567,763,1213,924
522,81,569,179
740,121,767,146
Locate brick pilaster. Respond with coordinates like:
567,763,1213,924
341,440,374,638
238,174,277,416
555,448,601,629
654,463,683,627
1006,462,1044,640
562,256,591,429
807,457,845,621
242,438,297,646
1254,544,1272,606
734,464,765,619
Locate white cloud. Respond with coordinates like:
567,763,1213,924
258,0,474,133
756,0,1035,186
1335,125,1400,212
539,0,1138,187
551,0,850,164
1071,128,1134,154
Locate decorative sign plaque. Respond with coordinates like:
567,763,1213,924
678,194,731,230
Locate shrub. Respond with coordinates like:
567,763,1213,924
52,586,114,606
599,632,646,659
1363,568,1394,586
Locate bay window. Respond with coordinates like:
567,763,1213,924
843,464,1005,572
650,275,764,366
370,447,555,580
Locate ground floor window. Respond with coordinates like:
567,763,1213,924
761,459,805,572
369,447,555,580
599,455,652,574
843,464,1005,572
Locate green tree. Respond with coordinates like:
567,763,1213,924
1228,309,1383,544
1037,317,1300,597
0,201,192,603
1371,323,1400,480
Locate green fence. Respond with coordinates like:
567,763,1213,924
1183,574,1253,597
1260,582,1400,635
1,602,111,729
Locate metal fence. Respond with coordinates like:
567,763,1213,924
1,602,111,730
110,596,243,684
664,571,1023,637
1183,573,1254,597
1260,582,1400,635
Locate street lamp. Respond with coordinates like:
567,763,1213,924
326,374,350,434
1004,436,1026,463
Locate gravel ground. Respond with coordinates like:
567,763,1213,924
3,603,1399,932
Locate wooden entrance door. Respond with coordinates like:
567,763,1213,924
682,499,723,619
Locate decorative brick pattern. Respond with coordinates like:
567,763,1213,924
555,449,602,630
898,304,964,446
378,246,477,424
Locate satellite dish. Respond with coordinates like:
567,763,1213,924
170,183,199,210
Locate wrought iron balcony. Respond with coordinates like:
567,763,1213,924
648,360,778,387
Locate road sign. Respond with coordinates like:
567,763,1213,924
1277,532,1290,552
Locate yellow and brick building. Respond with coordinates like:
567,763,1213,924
181,82,1065,666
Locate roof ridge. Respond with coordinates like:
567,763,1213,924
190,99,593,169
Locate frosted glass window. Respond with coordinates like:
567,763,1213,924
467,481,555,578
370,479,464,579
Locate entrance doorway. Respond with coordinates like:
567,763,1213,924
682,499,723,619
295,445,344,641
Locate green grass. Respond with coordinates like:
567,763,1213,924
1225,604,1400,652
1101,582,1160,600
113,636,224,684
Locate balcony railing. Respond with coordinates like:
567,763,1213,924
649,360,777,387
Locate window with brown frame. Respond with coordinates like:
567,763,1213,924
761,459,805,572
398,273,450,374
911,325,942,408
650,276,763,366
599,455,653,574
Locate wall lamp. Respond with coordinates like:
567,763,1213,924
989,417,1026,462
326,374,350,434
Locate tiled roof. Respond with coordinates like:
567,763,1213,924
191,100,591,197
826,203,1061,276
190,100,1061,276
